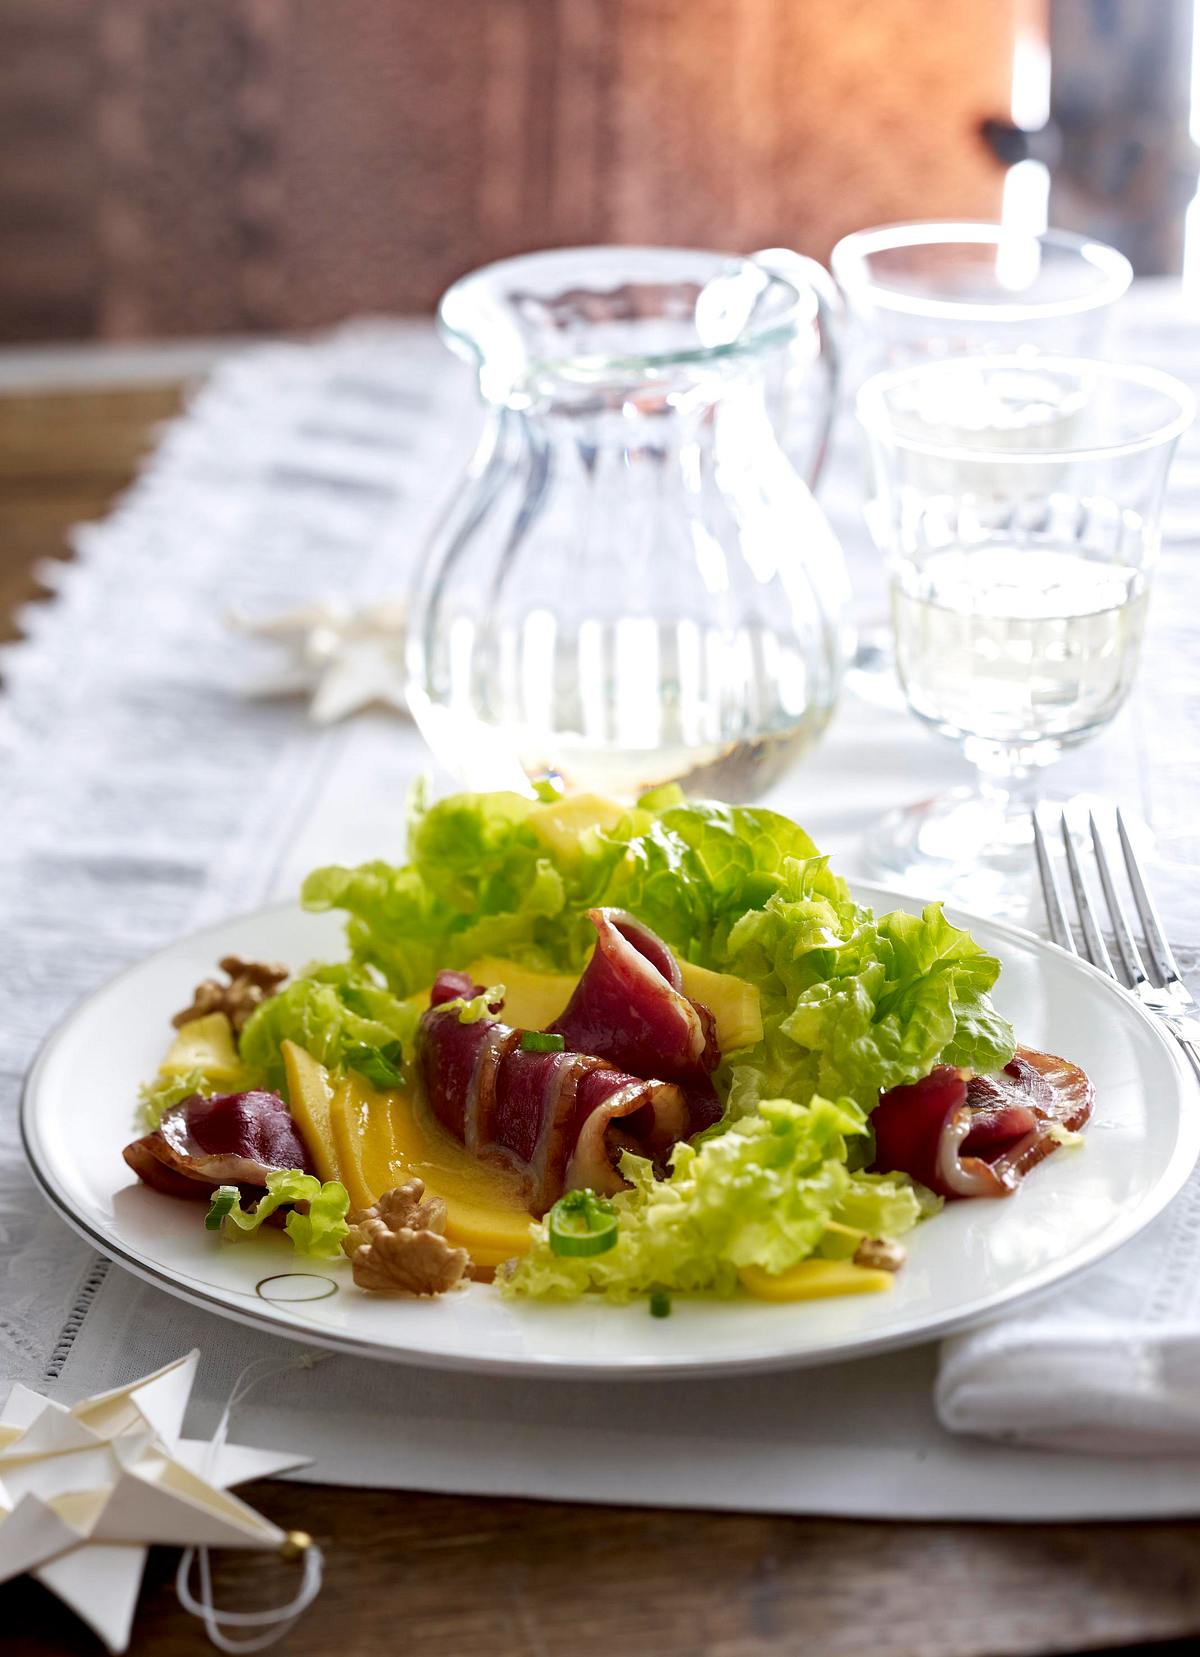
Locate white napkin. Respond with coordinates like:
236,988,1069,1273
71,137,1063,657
936,1165,1200,1454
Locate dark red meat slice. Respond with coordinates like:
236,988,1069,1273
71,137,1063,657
429,969,480,1007
420,975,517,1148
123,1089,313,1199
415,916,725,1215
871,1047,1093,1199
415,991,688,1214
550,908,719,1085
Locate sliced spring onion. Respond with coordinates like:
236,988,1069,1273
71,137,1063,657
547,1189,618,1257
521,1030,566,1054
205,1186,239,1232
649,1290,672,1319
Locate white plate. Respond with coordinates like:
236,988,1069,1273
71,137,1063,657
22,885,1200,1378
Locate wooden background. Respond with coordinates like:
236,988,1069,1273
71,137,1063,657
0,0,1015,342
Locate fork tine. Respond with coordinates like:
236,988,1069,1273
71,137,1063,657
1089,812,1149,988
1059,814,1117,976
1031,810,1077,953
1116,809,1182,986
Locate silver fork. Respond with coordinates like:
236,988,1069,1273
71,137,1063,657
1032,807,1200,1083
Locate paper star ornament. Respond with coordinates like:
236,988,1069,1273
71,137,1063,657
229,598,410,723
0,1351,309,1653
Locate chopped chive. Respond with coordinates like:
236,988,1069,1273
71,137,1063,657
521,1030,565,1053
649,1290,672,1319
205,1186,239,1232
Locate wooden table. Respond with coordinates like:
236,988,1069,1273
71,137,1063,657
3,369,1200,1657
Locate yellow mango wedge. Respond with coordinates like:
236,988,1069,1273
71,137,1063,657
343,1068,533,1267
738,1260,895,1302
326,1077,377,1212
678,961,762,1053
527,792,628,860
464,958,576,1029
283,1043,533,1267
160,1012,244,1086
281,1038,340,1185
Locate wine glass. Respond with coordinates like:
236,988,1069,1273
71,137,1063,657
830,223,1134,711
831,223,1133,378
856,353,1193,910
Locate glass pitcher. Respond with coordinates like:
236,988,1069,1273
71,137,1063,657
406,246,851,802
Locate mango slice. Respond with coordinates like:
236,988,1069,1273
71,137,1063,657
738,1260,894,1302
284,1045,533,1264
527,792,627,860
326,1078,377,1211
161,1012,243,1085
281,1039,340,1185
463,958,576,1029
341,1068,532,1262
678,961,762,1052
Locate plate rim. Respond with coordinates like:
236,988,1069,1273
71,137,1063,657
21,885,1200,1379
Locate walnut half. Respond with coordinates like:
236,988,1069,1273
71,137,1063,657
853,1236,906,1273
343,1178,468,1297
172,955,289,1035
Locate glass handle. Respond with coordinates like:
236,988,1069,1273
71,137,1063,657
751,247,844,491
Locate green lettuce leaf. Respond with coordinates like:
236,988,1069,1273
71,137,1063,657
503,1096,923,1302
283,1180,354,1258
238,962,419,1093
205,1169,350,1260
721,886,1016,1122
137,1068,217,1131
344,1041,405,1090
300,791,617,991
299,787,1015,1122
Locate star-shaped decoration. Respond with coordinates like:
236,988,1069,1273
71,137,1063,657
229,599,410,724
0,1351,309,1653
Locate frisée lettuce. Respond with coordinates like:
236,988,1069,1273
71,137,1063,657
299,785,1015,1122
239,962,421,1094
205,1169,350,1260
503,1096,924,1301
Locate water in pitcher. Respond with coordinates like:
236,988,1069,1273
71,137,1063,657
408,248,850,803
891,545,1149,749
411,613,837,800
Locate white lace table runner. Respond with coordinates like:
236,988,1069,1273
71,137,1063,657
3,288,1200,1518
0,322,475,1388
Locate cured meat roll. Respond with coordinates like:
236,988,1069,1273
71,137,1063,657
417,972,690,1214
551,909,722,1131
123,1089,314,1199
870,1048,1094,1199
415,910,728,1214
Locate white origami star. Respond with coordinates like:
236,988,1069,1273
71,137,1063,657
0,1351,309,1653
229,599,410,724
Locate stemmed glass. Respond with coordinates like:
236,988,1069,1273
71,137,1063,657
830,223,1134,709
856,353,1194,910
830,223,1133,375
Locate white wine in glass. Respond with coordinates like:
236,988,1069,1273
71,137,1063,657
857,354,1193,909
